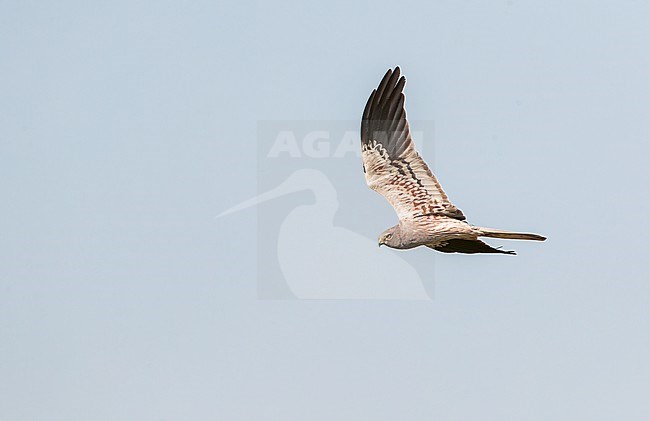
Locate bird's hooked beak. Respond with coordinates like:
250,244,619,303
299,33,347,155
378,240,384,247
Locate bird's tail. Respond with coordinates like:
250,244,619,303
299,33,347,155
477,227,546,242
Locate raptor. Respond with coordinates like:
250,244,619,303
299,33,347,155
361,67,546,254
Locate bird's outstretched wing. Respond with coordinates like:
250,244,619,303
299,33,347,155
361,67,465,222
429,239,515,255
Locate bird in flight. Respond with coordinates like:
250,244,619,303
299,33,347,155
361,67,546,254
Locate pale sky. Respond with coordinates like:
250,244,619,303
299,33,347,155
1,1,649,419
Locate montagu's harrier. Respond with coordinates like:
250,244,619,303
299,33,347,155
361,67,546,254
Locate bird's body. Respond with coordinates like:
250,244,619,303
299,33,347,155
361,67,546,254
380,217,474,250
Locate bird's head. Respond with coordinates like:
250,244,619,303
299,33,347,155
378,226,402,248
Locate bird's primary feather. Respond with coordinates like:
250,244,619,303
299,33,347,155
360,67,465,222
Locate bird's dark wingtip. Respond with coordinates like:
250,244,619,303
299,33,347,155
496,245,516,255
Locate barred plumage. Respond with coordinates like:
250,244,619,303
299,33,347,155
361,67,546,254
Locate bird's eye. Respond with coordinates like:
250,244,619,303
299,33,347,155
386,233,392,240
